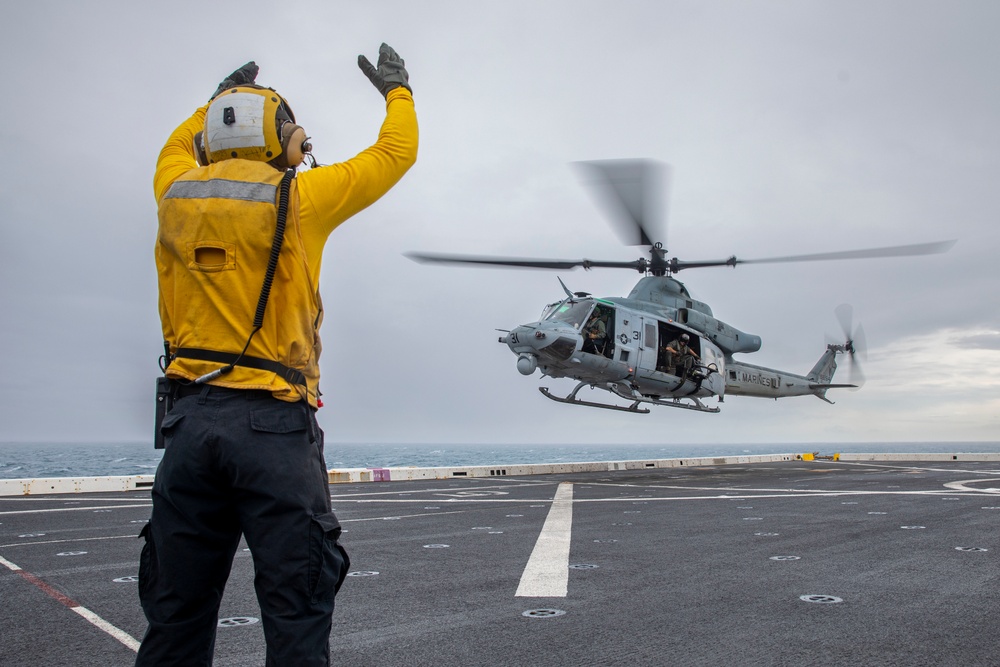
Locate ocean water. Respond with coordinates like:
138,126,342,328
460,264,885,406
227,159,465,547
1,441,999,480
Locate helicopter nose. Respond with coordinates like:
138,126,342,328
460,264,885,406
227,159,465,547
506,322,579,361
505,325,538,351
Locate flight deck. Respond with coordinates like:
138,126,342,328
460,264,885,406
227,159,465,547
2,455,999,666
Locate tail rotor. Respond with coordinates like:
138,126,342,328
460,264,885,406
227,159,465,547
834,304,867,390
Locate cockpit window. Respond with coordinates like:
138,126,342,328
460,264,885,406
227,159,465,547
539,302,560,321
543,300,594,329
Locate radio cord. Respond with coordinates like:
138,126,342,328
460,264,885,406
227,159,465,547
195,168,296,384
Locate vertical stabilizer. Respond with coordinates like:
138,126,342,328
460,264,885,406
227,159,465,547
808,347,840,403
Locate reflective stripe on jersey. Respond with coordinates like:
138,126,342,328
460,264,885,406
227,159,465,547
165,179,278,203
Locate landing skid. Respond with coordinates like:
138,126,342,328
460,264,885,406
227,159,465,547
539,382,721,414
539,386,651,413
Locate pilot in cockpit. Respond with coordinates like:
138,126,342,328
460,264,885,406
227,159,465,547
582,309,608,356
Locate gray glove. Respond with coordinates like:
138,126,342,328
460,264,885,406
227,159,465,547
210,61,259,101
358,43,411,97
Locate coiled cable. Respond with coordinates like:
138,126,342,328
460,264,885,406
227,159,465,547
195,168,296,384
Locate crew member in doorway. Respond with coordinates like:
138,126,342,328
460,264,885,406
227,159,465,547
583,308,608,356
139,46,417,666
664,333,699,377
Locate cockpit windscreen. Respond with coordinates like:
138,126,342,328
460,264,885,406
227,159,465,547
542,300,594,329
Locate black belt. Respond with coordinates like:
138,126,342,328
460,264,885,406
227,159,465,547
174,348,307,387
173,382,276,400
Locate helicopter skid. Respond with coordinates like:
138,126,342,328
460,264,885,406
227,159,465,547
539,386,651,413
539,382,721,414
623,391,721,414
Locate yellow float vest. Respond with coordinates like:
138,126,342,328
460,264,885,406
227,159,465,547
156,159,321,406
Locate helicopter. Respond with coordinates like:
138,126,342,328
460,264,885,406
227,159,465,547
408,160,955,415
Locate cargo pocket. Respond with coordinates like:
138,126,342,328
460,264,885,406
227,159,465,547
158,412,185,449
308,513,350,604
250,406,308,434
137,523,155,609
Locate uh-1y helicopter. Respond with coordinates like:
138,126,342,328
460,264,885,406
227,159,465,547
408,160,955,415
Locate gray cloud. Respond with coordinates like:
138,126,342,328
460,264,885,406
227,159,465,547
950,332,1000,351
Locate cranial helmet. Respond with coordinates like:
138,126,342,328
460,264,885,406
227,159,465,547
195,85,310,170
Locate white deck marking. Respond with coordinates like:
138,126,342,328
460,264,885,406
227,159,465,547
72,606,141,652
516,482,573,598
0,534,138,549
0,504,152,516
837,462,1000,475
0,554,23,571
340,510,469,523
0,553,141,652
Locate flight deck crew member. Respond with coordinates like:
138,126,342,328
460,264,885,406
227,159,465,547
137,45,418,666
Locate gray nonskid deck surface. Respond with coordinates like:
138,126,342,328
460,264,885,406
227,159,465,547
2,460,1000,666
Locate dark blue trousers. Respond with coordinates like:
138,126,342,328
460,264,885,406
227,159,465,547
136,385,349,666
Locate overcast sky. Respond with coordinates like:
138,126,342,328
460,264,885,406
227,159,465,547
1,1,997,449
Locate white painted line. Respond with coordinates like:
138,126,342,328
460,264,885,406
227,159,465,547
0,534,139,549
73,605,141,652
0,554,22,571
835,461,1000,475
0,553,140,652
944,479,1000,494
516,482,573,598
0,504,152,516
339,510,468,523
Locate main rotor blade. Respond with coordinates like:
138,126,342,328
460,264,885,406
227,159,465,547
574,159,668,247
670,258,738,271
405,252,646,272
732,240,957,266
408,240,954,275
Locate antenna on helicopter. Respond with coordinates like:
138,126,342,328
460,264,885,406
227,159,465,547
557,277,575,300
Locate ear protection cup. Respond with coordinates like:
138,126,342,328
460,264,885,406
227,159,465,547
273,122,310,169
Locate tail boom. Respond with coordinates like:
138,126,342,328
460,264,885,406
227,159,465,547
724,344,855,402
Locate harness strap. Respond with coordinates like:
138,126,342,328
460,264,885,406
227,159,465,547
174,347,307,388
